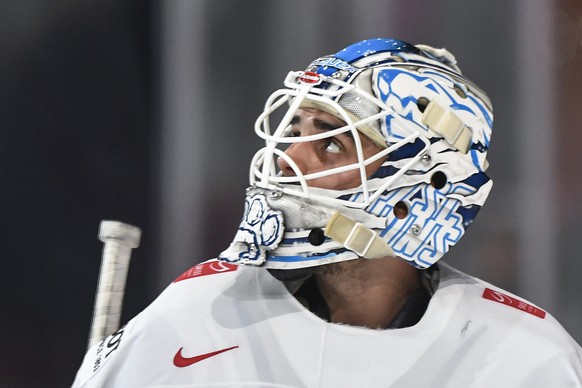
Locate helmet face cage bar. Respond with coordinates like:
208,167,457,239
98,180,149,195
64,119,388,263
250,70,433,209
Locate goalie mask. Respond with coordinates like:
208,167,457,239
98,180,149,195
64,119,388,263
219,38,493,270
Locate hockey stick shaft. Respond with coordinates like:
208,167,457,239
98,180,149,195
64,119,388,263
87,220,141,349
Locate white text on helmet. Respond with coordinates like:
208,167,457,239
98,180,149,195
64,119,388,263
311,58,358,73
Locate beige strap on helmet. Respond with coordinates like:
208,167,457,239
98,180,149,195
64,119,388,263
422,100,473,153
324,211,394,259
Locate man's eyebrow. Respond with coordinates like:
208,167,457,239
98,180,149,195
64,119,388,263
290,115,353,138
313,118,342,132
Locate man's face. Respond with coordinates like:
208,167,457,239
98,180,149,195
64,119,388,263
277,108,385,190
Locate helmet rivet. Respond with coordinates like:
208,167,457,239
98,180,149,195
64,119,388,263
421,153,432,164
269,190,283,199
410,224,422,236
331,71,342,79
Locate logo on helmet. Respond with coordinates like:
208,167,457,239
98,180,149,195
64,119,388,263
299,71,322,84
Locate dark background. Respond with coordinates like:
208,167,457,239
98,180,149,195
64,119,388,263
0,2,153,386
1,1,581,386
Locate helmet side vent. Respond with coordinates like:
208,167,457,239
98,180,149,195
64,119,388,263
393,201,409,219
453,84,467,99
417,97,430,113
430,171,448,189
308,228,326,246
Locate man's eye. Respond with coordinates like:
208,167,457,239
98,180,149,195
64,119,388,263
323,139,342,153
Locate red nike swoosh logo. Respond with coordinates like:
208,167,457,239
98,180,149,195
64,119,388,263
173,345,239,367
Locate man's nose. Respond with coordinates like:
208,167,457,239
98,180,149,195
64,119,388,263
277,142,307,176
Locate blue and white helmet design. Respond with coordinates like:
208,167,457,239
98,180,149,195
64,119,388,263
219,38,493,270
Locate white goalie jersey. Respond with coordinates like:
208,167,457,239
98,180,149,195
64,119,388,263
72,260,582,387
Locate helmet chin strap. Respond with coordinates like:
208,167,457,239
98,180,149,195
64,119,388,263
219,186,395,267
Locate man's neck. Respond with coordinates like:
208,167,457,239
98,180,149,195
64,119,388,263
312,257,421,329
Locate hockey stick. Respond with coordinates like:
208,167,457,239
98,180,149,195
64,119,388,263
87,220,141,349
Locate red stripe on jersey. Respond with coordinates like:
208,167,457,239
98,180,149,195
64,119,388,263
174,261,238,283
482,288,546,319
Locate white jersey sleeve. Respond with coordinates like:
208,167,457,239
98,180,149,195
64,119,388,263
72,260,582,387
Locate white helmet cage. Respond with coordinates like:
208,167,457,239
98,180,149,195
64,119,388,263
219,38,493,270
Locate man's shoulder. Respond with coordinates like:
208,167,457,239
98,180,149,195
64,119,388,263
146,259,243,312
437,263,550,323
72,259,247,387
172,259,241,286
436,263,579,349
